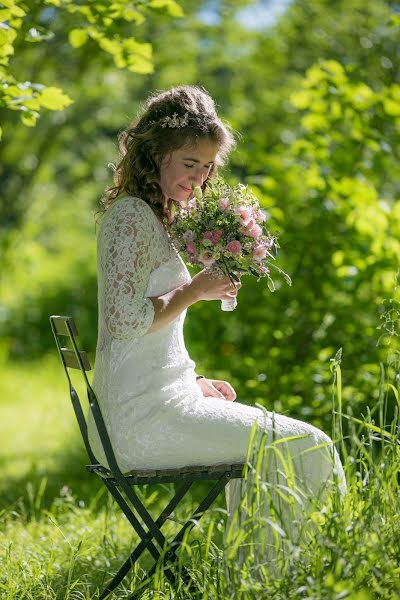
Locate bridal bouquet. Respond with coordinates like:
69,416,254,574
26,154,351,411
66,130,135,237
169,177,292,311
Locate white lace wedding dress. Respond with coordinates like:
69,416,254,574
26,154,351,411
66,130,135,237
86,195,346,564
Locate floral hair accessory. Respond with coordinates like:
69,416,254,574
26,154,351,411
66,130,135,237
161,112,189,128
148,111,216,130
148,112,189,129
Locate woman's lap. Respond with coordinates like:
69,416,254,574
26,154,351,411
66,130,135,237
125,395,339,473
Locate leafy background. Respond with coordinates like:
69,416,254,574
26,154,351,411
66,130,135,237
1,0,399,435
1,2,400,598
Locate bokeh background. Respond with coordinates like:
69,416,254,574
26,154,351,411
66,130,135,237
1,0,399,491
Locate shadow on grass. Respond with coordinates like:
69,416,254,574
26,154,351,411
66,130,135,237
0,440,228,535
0,442,104,512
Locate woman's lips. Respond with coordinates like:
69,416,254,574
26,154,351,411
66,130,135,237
179,185,192,192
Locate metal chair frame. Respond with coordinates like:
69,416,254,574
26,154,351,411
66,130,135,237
49,315,245,598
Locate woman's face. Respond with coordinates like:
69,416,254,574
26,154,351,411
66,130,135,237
159,139,219,205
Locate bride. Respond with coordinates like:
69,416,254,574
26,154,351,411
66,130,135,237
87,84,346,568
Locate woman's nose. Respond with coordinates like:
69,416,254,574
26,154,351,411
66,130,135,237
189,168,204,186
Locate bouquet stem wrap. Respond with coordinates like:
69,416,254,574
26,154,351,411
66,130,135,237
221,298,238,311
204,263,239,311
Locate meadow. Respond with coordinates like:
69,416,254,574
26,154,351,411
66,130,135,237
1,353,399,599
1,1,400,598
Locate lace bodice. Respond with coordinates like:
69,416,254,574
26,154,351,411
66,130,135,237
99,197,160,338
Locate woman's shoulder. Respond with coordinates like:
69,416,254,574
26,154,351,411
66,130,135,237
102,195,160,222
107,194,152,212
99,195,165,235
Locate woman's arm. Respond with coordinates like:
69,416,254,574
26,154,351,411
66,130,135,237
147,266,240,334
147,281,198,333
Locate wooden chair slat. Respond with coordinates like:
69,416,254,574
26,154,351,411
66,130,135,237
61,347,91,371
51,315,78,337
126,462,246,479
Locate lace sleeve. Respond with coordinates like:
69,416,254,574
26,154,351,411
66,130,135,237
98,198,158,340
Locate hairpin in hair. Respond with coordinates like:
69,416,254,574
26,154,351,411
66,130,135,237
148,112,189,129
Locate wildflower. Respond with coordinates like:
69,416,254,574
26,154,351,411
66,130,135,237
219,197,230,211
183,230,195,243
255,209,267,222
186,242,196,254
198,251,215,266
252,244,269,262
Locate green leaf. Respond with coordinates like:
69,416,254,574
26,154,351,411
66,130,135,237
123,8,145,24
24,98,41,110
68,28,88,48
123,38,152,59
127,56,153,74
301,113,328,131
98,36,120,55
21,112,37,127
10,5,25,17
148,0,184,17
0,29,9,46
0,9,12,21
383,97,400,116
290,89,311,110
39,87,74,110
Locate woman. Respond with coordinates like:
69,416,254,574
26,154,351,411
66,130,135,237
87,84,346,567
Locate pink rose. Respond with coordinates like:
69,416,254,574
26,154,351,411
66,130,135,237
248,224,263,238
226,240,242,255
235,206,253,226
219,197,230,211
211,230,223,244
186,242,196,254
252,245,268,262
203,231,213,240
255,209,267,223
246,218,256,230
198,251,216,266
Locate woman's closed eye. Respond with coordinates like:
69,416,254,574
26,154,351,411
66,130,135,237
184,163,213,170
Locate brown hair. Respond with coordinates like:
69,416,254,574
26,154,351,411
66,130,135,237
101,85,236,225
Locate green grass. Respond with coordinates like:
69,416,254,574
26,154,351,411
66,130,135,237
1,355,399,599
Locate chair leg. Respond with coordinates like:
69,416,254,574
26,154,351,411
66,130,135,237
127,472,232,599
149,471,231,575
101,472,231,600
104,480,162,562
99,480,193,599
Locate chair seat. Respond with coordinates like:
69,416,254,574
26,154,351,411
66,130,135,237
87,462,246,485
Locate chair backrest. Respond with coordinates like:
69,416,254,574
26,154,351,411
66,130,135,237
49,315,124,478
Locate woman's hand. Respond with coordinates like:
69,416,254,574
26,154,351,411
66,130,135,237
196,377,237,401
189,268,242,303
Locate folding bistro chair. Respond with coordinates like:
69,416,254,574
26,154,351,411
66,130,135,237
49,315,245,598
